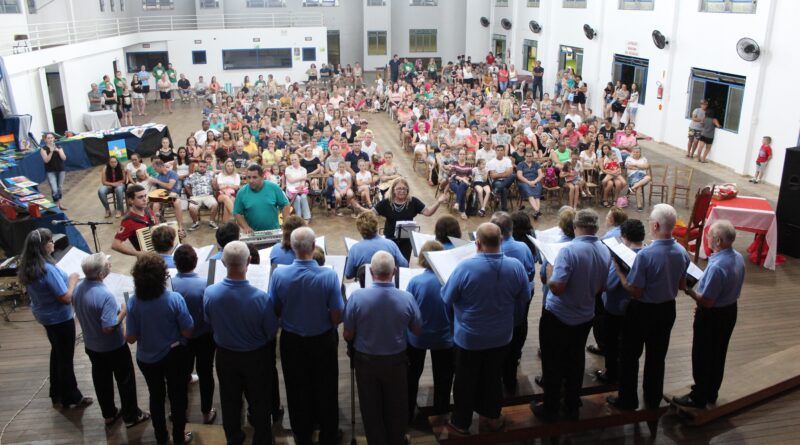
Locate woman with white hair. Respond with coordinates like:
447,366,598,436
72,253,149,427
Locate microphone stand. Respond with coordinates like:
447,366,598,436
59,220,113,253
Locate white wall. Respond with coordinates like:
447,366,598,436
59,47,126,132
390,0,465,63
362,0,391,72
464,0,491,61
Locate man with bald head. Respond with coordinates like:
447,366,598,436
270,227,343,445
344,252,422,445
203,241,279,445
674,220,745,409
441,223,530,434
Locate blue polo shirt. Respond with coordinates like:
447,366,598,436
344,283,421,355
501,236,536,280
602,247,641,316
156,170,180,193
72,280,124,353
697,248,745,308
127,290,194,364
203,278,278,351
441,253,530,350
344,236,408,279
627,238,690,304
269,243,296,265
270,259,343,337
172,272,211,338
602,226,621,241
547,236,611,325
406,269,453,350
233,181,289,231
26,263,72,326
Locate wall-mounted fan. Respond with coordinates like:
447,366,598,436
529,20,542,33
652,30,668,49
583,24,596,40
501,19,512,30
480,17,490,27
736,37,761,61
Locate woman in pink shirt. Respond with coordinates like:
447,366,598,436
616,125,638,155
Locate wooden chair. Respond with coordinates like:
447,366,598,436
672,185,713,262
542,185,563,210
583,168,601,206
671,166,694,208
648,164,669,205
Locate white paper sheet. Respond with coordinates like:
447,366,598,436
344,237,358,254
528,235,570,265
192,244,215,263
104,272,135,306
56,247,90,278
602,237,638,270
247,263,270,291
326,255,347,284
424,242,478,285
344,282,360,300
258,246,273,261
687,262,705,284
411,231,436,257
535,226,565,244
399,267,425,292
447,236,472,248
316,236,326,254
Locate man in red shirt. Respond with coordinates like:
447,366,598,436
111,184,160,257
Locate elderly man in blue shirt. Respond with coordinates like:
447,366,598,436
442,222,530,434
608,203,690,411
674,220,745,409
345,212,408,281
72,253,149,428
532,209,611,422
204,241,279,445
271,227,344,445
344,251,422,445
490,211,536,394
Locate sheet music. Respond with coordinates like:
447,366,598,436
56,247,90,278
104,272,134,306
326,255,347,284
247,264,270,290
394,220,419,239
344,237,358,254
212,261,226,285
316,236,326,254
535,226,564,244
410,231,436,257
527,235,570,265
363,264,374,288
344,282,360,300
447,236,472,248
191,244,214,263
602,237,638,270
424,242,477,285
399,267,425,292
687,262,705,284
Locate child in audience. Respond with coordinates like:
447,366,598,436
472,158,491,217
333,162,354,215
355,160,374,208
751,136,772,184
560,160,581,209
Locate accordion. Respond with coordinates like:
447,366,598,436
135,222,179,252
240,229,283,249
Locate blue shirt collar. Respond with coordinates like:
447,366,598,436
574,235,599,242
372,282,395,288
709,247,735,261
478,252,504,259
292,259,318,267
651,238,676,246
223,277,250,286
176,272,199,278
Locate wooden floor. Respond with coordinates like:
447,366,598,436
1,101,799,444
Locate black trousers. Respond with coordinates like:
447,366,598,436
532,80,544,101
618,299,676,409
216,345,273,445
539,309,593,415
137,345,189,444
603,312,625,381
354,351,408,445
44,319,83,406
407,345,454,420
268,337,282,416
451,345,507,429
391,237,412,263
187,332,216,414
503,315,529,392
592,294,607,352
85,343,141,422
690,303,737,404
280,329,339,445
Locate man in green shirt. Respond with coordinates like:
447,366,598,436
152,62,166,82
234,164,290,233
166,63,177,101
114,71,127,98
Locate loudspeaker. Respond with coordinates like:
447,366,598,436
776,147,800,258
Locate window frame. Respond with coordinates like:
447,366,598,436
246,0,286,7
99,0,105,12
26,0,35,14
126,50,170,74
527,0,540,7
199,0,219,8
192,50,207,65
367,31,387,56
685,68,746,133
409,29,437,53
409,0,437,6
302,47,316,62
120,0,125,11
302,0,338,7
221,48,293,70
619,0,653,10
522,39,538,72
367,0,385,5
142,0,174,10
612,54,649,105
700,0,757,14
562,0,587,8
495,0,509,6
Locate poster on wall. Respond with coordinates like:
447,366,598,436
107,139,128,161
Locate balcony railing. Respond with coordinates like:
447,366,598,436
2,12,324,56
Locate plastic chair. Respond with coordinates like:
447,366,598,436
672,185,714,263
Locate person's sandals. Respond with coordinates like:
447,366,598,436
460,212,468,220
478,208,486,217
126,411,150,428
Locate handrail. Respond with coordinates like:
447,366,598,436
2,12,324,55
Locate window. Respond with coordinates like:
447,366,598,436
367,31,387,55
302,0,337,6
496,0,508,6
110,0,115,11
527,0,540,7
686,68,746,132
126,51,169,73
367,0,385,5
192,50,207,64
247,0,286,6
409,29,436,52
142,0,174,10
612,54,649,105
619,0,653,10
0,0,20,13
26,0,35,14
302,47,316,61
99,0,105,12
410,0,437,5
563,0,586,8
558,45,583,76
523,39,538,72
120,0,124,11
222,48,292,69
700,0,756,13
199,0,219,8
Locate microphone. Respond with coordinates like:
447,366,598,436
51,220,71,225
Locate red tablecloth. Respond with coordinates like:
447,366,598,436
701,196,778,269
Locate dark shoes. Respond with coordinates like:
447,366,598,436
125,411,151,428
593,369,616,384
673,394,707,409
530,402,558,423
586,344,605,356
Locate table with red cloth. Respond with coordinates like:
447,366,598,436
701,196,780,270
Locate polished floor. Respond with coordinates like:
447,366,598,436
0,99,798,444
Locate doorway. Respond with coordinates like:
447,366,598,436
558,45,583,76
327,30,340,67
45,64,66,134
493,35,506,63
612,54,648,105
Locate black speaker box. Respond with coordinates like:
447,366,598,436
776,147,800,258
